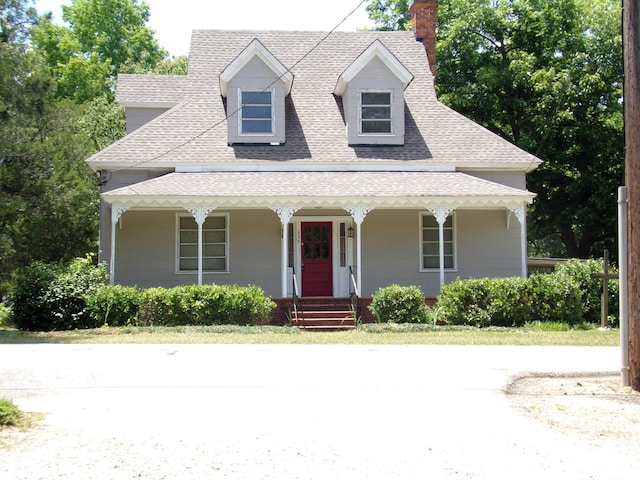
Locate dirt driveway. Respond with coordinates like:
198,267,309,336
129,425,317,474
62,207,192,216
1,344,638,479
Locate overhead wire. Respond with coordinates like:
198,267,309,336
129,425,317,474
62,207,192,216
105,0,368,177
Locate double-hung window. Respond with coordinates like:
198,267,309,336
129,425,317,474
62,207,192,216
240,90,273,134
360,91,392,134
421,214,455,270
178,214,228,272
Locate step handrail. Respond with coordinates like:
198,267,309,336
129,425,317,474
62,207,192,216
349,266,359,322
292,266,300,325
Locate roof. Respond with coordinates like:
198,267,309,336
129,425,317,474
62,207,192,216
115,74,189,107
87,30,541,172
101,171,534,210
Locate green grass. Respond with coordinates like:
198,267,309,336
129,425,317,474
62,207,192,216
0,324,620,346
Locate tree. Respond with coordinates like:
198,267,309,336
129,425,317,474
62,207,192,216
365,0,411,30
367,0,623,259
32,0,166,102
0,0,101,295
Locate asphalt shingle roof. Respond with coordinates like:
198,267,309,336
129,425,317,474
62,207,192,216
87,30,541,172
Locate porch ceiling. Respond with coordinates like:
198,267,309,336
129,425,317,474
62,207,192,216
101,171,535,210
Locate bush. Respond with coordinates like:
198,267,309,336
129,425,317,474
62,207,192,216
554,259,619,325
369,285,429,323
436,277,533,327
137,284,275,326
436,273,585,327
10,261,61,331
10,257,108,331
528,272,584,325
0,303,11,328
0,398,22,427
87,285,142,327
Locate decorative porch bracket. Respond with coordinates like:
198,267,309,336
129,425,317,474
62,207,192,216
508,205,528,278
345,206,373,296
109,205,129,285
428,207,454,290
271,207,300,297
185,206,217,286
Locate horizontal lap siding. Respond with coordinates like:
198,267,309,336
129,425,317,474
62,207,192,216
111,210,281,295
361,209,523,298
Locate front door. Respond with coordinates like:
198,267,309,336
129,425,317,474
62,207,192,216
301,222,333,296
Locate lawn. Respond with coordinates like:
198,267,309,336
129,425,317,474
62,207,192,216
0,324,621,346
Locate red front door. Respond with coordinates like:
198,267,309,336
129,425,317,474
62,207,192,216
301,222,333,296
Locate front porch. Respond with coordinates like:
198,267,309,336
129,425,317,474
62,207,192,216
269,296,438,327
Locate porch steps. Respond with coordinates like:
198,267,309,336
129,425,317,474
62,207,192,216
294,297,356,331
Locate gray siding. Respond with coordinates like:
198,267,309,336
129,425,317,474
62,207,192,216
225,56,286,145
125,107,171,133
105,207,524,298
360,209,523,297
344,56,406,146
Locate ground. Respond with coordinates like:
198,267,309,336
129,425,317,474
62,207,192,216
506,372,640,451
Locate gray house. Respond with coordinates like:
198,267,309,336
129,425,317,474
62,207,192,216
86,1,540,321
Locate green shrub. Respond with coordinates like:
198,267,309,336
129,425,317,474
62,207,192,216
369,285,428,323
554,259,619,325
436,273,584,327
137,284,275,326
0,303,11,328
87,285,142,326
9,261,61,331
10,257,108,331
0,398,22,427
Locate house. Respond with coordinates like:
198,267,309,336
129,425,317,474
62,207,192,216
85,0,540,323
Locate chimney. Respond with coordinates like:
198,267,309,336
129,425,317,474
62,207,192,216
409,0,438,78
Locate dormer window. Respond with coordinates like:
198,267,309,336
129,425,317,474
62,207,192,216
360,91,392,134
219,39,293,145
240,90,273,134
334,40,413,146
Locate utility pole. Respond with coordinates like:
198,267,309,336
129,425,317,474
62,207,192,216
624,0,640,391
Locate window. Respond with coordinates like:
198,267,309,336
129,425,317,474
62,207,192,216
421,214,455,270
178,215,228,272
360,91,392,134
240,90,273,134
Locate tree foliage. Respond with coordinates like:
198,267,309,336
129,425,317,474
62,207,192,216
32,0,166,102
366,0,623,259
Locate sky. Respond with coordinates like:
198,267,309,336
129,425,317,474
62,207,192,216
34,0,375,57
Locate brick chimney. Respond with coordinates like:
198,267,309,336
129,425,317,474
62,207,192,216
409,0,438,78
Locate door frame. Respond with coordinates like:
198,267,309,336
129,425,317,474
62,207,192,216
288,216,354,297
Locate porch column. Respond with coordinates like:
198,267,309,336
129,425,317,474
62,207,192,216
272,207,300,297
429,207,454,289
509,205,528,277
346,206,373,294
109,205,129,286
186,206,216,286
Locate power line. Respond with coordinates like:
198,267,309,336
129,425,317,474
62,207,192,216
107,0,368,176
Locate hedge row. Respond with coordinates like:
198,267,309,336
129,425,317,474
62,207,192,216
89,284,275,327
9,258,275,331
369,259,618,327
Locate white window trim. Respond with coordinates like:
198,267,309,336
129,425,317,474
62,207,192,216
175,212,230,274
358,89,394,136
238,88,275,137
419,212,458,273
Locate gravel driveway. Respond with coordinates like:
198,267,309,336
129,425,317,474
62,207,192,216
0,344,637,479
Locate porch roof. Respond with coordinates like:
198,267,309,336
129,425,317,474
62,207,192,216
102,171,535,210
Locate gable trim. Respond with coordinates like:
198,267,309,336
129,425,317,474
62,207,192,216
334,40,414,96
219,38,294,97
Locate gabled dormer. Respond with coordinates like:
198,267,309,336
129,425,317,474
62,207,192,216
220,39,293,145
334,40,413,146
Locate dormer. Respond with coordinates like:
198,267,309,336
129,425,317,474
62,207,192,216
220,39,293,145
334,40,413,146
